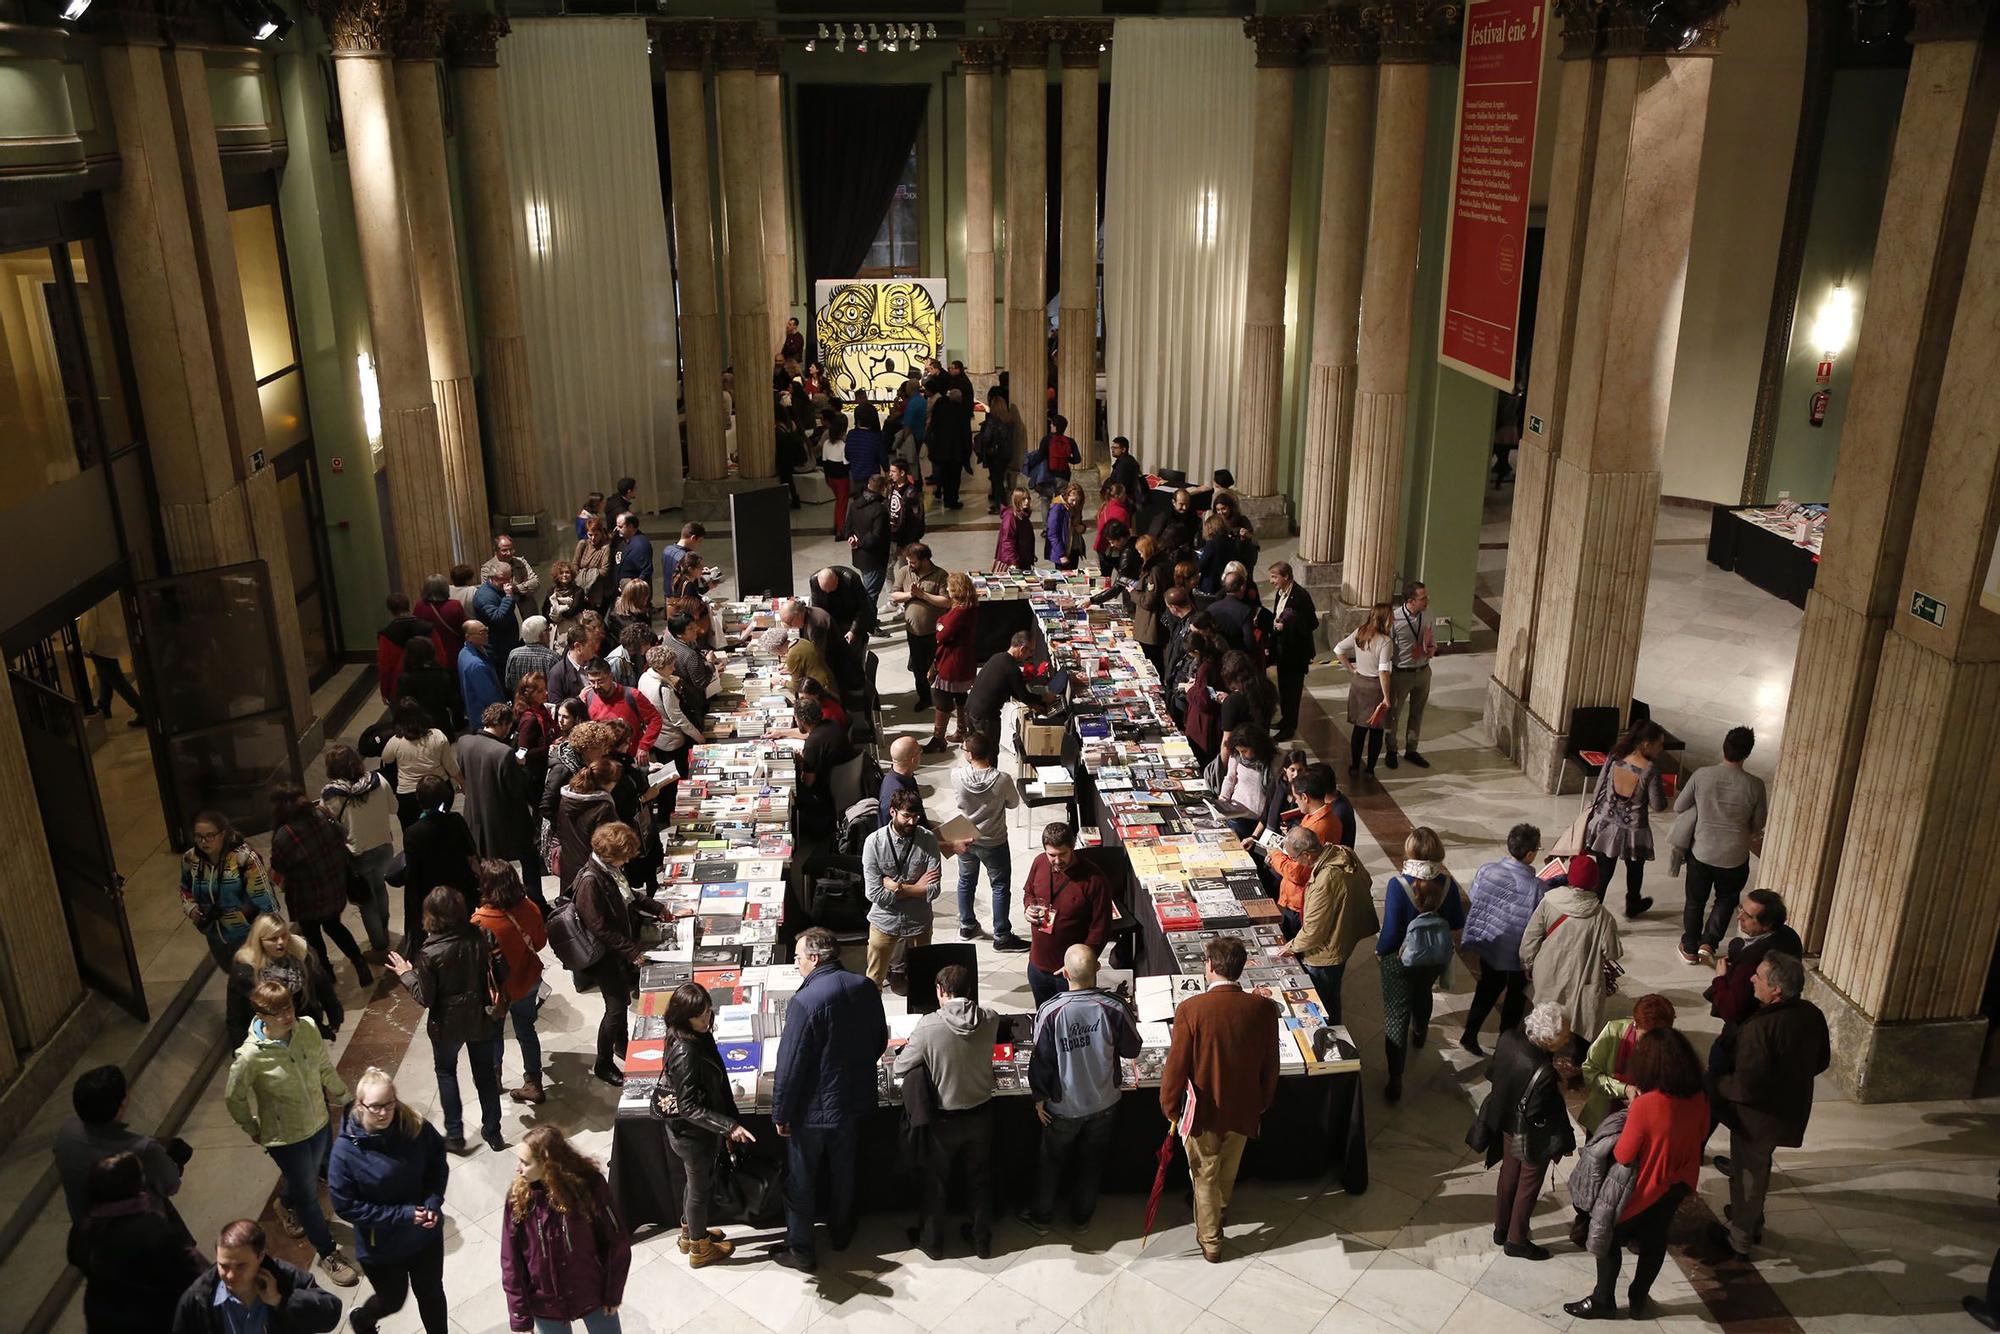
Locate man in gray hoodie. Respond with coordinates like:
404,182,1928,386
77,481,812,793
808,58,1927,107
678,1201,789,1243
893,963,1000,1259
1022,944,1142,1233
950,732,1023,947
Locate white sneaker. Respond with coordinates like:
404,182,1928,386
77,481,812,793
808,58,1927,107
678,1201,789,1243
318,1250,360,1287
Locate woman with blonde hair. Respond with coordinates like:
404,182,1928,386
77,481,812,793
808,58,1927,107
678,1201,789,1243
232,913,342,1045
928,572,980,749
1334,602,1395,776
500,1126,631,1332
995,488,1034,572
328,1066,450,1333
1373,827,1467,1102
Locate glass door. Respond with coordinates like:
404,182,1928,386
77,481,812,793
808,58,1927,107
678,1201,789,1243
273,444,338,687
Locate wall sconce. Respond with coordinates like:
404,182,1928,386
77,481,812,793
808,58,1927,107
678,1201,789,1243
524,199,553,257
1193,190,1218,247
357,353,383,447
1811,283,1855,358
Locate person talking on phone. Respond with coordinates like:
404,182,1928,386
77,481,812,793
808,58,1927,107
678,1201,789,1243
171,1217,342,1334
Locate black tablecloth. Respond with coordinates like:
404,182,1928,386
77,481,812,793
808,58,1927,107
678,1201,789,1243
1706,506,1819,608
610,1069,1367,1234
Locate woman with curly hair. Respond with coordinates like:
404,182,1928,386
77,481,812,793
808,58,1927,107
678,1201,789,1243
500,1125,631,1332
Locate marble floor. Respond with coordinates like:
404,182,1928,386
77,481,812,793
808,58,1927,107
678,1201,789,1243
26,480,1999,1334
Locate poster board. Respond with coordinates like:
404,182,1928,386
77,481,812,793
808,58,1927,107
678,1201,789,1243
729,487,794,600
813,277,947,406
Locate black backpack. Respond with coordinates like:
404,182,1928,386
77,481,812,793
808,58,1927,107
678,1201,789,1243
975,415,1009,468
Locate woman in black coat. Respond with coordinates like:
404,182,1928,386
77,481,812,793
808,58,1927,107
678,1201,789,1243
655,981,757,1268
67,1150,209,1333
399,774,478,956
570,821,648,1087
388,886,506,1154
554,759,620,894
1472,1000,1578,1259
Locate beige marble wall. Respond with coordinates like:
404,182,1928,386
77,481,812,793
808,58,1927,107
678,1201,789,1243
664,65,728,482
718,65,774,479
1295,61,1375,567
759,69,792,347
0,679,83,1049
1058,60,1100,465
1233,61,1298,500
1004,49,1048,427
962,60,997,379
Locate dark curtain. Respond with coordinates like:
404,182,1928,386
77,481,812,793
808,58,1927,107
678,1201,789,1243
795,83,931,293
1044,83,1112,308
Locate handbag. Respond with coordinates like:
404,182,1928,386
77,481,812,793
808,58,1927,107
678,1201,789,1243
478,927,510,1023
808,868,869,933
711,1149,785,1226
545,892,607,971
1551,805,1590,858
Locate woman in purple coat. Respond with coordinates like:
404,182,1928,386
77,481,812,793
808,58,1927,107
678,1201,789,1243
994,487,1035,573
500,1126,631,1333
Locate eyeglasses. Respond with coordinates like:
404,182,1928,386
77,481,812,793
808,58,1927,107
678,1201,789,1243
194,830,223,842
358,1096,398,1113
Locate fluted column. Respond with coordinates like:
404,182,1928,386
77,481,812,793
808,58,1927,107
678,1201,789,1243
657,23,728,482
716,22,774,478
1057,22,1109,468
1485,7,1603,761
1337,4,1446,618
1758,6,2000,952
1003,19,1050,446
1233,16,1309,517
449,12,540,520
319,0,455,592
961,41,998,381
1296,16,1377,573
396,1,486,559
756,39,792,352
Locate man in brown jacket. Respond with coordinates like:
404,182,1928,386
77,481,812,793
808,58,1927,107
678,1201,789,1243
1160,936,1279,1261
1277,826,1378,1027
1709,951,1829,1258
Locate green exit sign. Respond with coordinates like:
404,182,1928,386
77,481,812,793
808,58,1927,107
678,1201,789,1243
1910,591,1947,628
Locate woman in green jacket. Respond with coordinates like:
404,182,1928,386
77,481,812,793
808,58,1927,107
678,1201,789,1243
224,979,359,1289
1579,993,1676,1133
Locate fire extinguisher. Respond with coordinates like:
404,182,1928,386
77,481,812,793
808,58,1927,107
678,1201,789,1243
1808,388,1830,428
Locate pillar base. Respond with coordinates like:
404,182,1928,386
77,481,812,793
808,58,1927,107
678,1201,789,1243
683,476,778,525
1806,965,1987,1102
1233,492,1293,540
1297,559,1343,635
1484,675,1570,794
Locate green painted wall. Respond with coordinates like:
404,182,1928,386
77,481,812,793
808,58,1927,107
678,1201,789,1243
1765,66,1904,504
1277,60,1327,508
272,40,391,651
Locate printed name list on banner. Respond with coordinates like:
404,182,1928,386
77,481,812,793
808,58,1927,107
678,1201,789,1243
1438,0,1549,391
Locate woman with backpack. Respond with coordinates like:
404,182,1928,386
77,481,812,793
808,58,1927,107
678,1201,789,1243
268,785,373,988
566,822,649,1088
1581,718,1670,920
387,887,507,1154
979,387,1020,514
1374,827,1467,1103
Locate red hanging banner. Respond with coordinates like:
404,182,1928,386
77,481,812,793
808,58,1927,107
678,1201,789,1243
1438,0,1549,391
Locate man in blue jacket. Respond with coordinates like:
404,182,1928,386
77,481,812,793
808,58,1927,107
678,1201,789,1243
1023,943,1141,1234
769,926,888,1272
457,622,505,733
470,558,521,660
612,512,653,593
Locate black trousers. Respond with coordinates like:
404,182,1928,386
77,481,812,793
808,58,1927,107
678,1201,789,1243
1277,662,1306,734
1682,856,1750,952
908,632,937,710
1592,853,1649,910
919,1105,994,1250
582,957,633,1068
667,1127,720,1238
1463,964,1530,1041
1593,1184,1686,1305
354,1231,448,1334
300,917,368,976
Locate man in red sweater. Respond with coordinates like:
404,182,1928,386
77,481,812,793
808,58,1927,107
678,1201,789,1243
582,660,662,758
1019,823,1113,1007
1161,937,1279,1262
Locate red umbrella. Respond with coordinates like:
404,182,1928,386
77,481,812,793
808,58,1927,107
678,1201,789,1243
1142,1123,1179,1245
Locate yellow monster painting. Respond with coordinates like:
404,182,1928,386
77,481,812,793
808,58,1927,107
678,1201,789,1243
814,279,945,405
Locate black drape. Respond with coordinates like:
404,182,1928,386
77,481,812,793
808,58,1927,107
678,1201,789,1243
795,83,931,294
1044,82,1112,307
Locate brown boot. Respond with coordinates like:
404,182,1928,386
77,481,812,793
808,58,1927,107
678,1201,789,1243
509,1082,545,1105
677,1225,727,1254
687,1237,732,1268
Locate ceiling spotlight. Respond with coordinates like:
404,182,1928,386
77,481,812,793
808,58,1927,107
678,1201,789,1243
867,23,879,39
855,39,866,52
925,22,936,38
834,23,845,38
1099,41,1107,52
884,38,897,50
58,0,91,19
226,0,290,40
817,22,829,37
804,38,815,50
836,36,845,51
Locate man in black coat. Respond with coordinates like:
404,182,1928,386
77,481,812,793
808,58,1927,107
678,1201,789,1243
1269,561,1319,739
172,1218,342,1334
964,633,1051,740
1207,571,1259,656
1106,435,1146,507
811,565,878,647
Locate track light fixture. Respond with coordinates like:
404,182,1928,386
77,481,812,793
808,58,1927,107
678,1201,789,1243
817,22,829,38
804,38,815,50
57,0,92,20
226,0,292,40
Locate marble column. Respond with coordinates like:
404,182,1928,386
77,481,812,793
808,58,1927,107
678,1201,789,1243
449,12,541,522
716,23,774,479
395,2,486,560
1057,22,1109,469
1233,16,1309,530
1485,11,1604,759
658,23,729,483
1002,19,1050,451
1757,9,2000,952
1295,21,1378,582
960,41,999,381
320,0,456,593
1811,24,2000,1099
757,40,792,353
1337,4,1445,620
1484,6,1723,791
101,22,314,744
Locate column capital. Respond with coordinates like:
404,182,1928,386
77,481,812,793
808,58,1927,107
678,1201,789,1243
958,38,999,73
307,0,408,58
390,0,448,63
1908,0,1998,41
1055,19,1112,68
711,19,762,71
1597,0,1731,56
998,18,1053,69
445,12,509,68
1320,5,1381,64
1360,1,1463,64
754,35,782,75
651,20,713,72
1554,0,1602,57
1244,14,1314,66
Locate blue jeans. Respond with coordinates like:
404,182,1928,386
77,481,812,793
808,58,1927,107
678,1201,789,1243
509,991,543,1086
1027,962,1065,1009
266,1125,334,1256
860,567,886,601
1031,1105,1117,1225
956,841,1012,935
533,1312,622,1334
434,1034,503,1141
784,1122,859,1260
353,843,395,952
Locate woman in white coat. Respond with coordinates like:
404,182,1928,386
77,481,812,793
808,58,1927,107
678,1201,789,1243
1518,854,1622,1043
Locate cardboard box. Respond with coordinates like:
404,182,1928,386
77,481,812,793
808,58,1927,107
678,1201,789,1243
1019,718,1067,757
